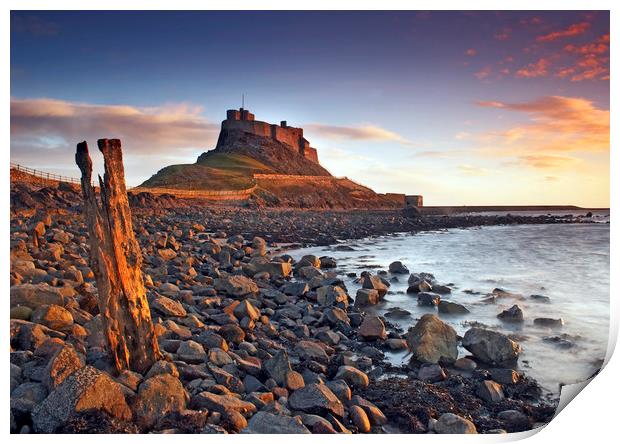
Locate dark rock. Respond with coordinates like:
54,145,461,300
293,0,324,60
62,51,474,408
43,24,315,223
406,314,458,364
288,383,344,417
462,328,522,365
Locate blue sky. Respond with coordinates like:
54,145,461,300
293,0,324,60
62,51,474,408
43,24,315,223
11,11,610,206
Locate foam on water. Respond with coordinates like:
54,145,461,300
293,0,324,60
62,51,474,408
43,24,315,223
287,222,610,396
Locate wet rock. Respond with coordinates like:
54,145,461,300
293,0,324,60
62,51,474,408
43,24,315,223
435,413,477,434
534,317,564,328
417,363,446,382
438,300,470,315
462,328,522,365
417,292,440,306
243,411,310,434
361,274,388,297
133,373,188,429
497,305,524,323
288,383,344,417
335,365,369,388
477,380,504,403
316,285,348,307
431,284,452,294
32,366,131,433
358,315,387,341
406,314,458,364
490,368,520,385
388,261,409,274
354,289,379,307
454,357,477,371
530,294,551,303
386,338,408,350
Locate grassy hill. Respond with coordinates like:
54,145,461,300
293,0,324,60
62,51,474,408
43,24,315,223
139,152,274,191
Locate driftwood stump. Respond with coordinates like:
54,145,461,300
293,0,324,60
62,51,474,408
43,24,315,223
76,139,160,374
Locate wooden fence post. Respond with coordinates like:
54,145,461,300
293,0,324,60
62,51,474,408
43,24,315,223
75,139,160,374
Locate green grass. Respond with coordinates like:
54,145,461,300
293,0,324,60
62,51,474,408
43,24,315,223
139,152,275,191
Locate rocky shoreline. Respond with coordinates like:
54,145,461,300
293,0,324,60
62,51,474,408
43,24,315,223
10,203,560,434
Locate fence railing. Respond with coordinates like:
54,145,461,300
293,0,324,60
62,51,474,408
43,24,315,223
10,162,87,186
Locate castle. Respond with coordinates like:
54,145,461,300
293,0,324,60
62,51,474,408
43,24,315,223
222,107,319,163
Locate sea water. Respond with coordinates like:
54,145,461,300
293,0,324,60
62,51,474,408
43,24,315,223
287,220,610,396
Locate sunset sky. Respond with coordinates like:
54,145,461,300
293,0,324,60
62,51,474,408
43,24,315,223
10,10,610,207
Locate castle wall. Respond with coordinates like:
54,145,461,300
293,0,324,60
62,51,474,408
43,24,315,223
303,147,319,163
221,109,320,164
222,119,273,139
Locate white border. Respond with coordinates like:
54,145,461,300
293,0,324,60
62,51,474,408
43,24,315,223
4,1,617,442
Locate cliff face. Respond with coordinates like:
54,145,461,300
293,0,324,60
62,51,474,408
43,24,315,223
205,128,332,176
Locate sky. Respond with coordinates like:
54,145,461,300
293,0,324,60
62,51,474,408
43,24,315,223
10,10,610,207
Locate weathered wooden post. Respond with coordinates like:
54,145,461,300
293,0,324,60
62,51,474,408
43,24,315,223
76,139,160,374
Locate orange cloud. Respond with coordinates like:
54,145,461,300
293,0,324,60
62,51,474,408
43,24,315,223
515,58,550,78
475,96,609,171
465,48,477,57
558,34,610,81
536,21,590,42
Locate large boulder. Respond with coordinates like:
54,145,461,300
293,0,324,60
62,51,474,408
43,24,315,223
242,411,310,434
358,315,387,341
32,366,131,433
361,274,388,297
462,328,522,364
406,314,458,364
132,373,188,429
10,284,65,309
288,383,344,417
